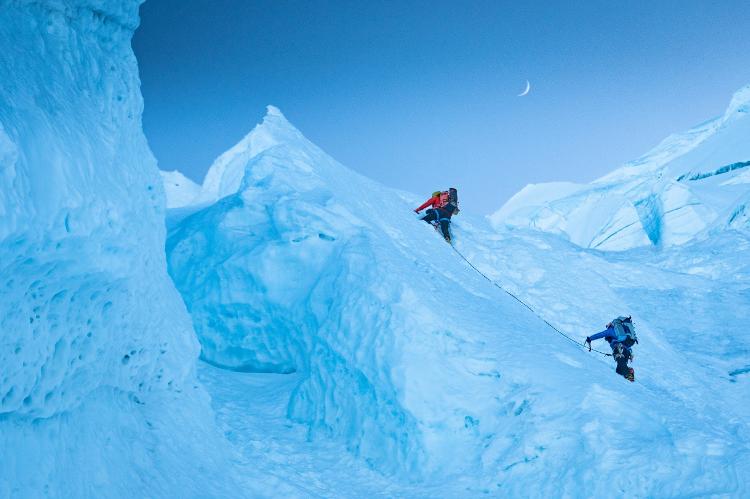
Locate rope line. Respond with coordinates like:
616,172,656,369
450,244,612,357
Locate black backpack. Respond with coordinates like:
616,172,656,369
446,187,459,214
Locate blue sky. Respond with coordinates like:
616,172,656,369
133,0,750,214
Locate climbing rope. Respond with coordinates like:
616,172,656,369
450,245,612,357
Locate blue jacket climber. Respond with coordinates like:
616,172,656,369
585,316,638,382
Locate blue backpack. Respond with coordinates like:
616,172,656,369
611,316,638,347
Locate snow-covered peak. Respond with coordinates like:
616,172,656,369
198,105,308,203
725,84,750,117
160,169,201,208
595,85,750,184
265,104,285,118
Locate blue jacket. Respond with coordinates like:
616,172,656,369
589,326,635,349
589,326,617,343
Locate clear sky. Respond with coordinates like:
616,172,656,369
133,0,750,214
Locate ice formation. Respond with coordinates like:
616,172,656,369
165,106,750,495
490,86,750,250
2,1,748,495
0,1,236,496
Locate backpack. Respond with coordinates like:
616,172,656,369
437,191,449,208
446,187,460,214
611,316,637,347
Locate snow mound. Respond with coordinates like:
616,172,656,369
491,86,750,250
0,2,236,496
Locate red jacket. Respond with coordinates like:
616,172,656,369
415,192,448,213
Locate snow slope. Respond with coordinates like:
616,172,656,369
160,169,201,208
0,2,239,496
166,108,750,495
490,86,750,250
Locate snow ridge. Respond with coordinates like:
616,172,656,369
491,85,750,250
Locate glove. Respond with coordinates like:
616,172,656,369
584,337,592,351
414,209,420,213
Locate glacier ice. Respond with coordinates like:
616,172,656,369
165,107,750,495
2,1,748,495
0,1,238,496
490,85,750,251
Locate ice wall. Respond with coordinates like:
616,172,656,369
0,1,234,495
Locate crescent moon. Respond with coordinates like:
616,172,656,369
517,80,531,97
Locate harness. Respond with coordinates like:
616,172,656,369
427,208,452,224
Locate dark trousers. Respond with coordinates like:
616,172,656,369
422,208,451,239
612,343,632,378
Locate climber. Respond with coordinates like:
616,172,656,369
585,316,638,382
415,188,459,243
415,190,448,213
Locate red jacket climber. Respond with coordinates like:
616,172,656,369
414,191,448,213
415,189,458,243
